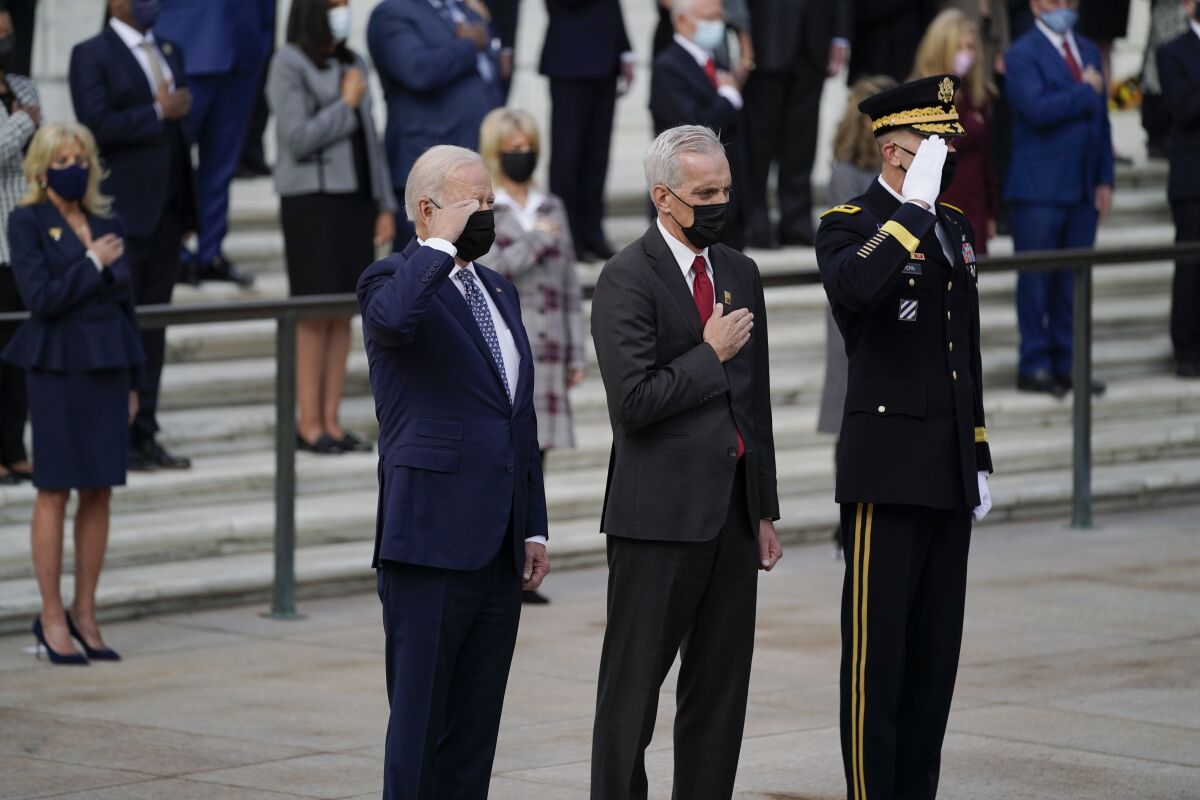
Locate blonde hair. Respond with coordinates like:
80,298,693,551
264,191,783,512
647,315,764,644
479,107,541,184
832,75,897,170
911,8,990,109
21,122,112,216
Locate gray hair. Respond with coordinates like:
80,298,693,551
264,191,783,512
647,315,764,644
404,145,485,223
670,0,696,18
644,125,725,191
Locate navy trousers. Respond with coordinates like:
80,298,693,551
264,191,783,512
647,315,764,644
548,76,617,255
1010,202,1098,377
188,70,261,264
377,531,522,800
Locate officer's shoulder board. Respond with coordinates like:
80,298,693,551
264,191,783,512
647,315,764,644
938,201,965,216
819,204,862,219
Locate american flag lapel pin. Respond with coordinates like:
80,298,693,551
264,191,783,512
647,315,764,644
723,291,732,305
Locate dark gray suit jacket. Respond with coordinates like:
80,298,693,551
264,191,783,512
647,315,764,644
590,224,779,542
748,0,852,74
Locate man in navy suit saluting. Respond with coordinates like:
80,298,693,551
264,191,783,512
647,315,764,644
357,145,550,800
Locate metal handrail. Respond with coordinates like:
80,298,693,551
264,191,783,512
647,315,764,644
1,241,1196,616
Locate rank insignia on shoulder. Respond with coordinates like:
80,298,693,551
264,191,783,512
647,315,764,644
939,201,965,216
820,204,862,218
898,298,918,322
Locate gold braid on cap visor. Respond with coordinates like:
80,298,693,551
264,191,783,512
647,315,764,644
871,106,965,135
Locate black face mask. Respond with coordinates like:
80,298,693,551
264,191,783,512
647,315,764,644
0,37,13,71
431,200,497,263
499,151,537,183
667,187,729,249
133,0,161,29
896,143,959,195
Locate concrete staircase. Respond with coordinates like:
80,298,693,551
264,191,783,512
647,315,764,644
0,160,1189,634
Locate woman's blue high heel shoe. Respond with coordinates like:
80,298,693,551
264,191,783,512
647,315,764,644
32,617,89,666
66,613,121,661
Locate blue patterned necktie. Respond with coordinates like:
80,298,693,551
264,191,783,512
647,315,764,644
456,269,512,403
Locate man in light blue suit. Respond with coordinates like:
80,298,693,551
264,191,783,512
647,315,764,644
154,0,275,287
357,145,549,799
1005,0,1113,396
367,0,502,250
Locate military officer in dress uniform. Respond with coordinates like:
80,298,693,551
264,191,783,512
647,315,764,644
814,74,995,800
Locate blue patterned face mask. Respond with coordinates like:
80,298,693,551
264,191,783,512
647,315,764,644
691,19,726,53
1039,7,1078,34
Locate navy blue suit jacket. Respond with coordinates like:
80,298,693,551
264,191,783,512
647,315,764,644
1157,30,1200,201
357,238,548,572
649,42,740,137
367,0,502,189
69,26,198,238
538,0,631,80
1003,26,1114,206
2,204,144,379
153,0,274,76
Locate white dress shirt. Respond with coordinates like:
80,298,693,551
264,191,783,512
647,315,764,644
672,32,744,111
109,17,175,119
1035,18,1084,72
494,187,546,233
656,218,715,294
877,176,955,266
420,237,545,545
1192,18,1200,42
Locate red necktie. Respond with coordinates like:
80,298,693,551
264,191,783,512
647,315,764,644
692,256,745,459
703,58,718,89
1061,41,1083,82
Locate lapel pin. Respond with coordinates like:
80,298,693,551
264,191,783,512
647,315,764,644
48,227,61,241
723,291,732,305
162,43,173,55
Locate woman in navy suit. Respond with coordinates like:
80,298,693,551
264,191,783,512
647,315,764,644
3,122,144,665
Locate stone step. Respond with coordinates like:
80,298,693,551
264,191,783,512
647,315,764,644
2,401,1197,582
3,448,1198,634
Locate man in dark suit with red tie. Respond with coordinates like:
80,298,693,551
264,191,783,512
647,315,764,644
649,0,750,250
589,125,782,800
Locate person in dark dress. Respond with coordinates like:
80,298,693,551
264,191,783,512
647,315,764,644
268,0,397,454
4,123,144,665
0,5,39,486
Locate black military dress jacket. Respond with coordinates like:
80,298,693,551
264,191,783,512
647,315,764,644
816,178,993,510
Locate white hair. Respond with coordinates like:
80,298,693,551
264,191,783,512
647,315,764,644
404,145,485,223
644,125,726,191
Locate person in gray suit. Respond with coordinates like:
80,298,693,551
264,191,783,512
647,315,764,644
268,0,396,454
589,125,782,800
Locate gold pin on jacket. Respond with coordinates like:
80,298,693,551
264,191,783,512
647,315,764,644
723,291,732,305
48,227,61,241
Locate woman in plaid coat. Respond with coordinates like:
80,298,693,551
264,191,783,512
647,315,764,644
481,108,587,455
481,109,585,604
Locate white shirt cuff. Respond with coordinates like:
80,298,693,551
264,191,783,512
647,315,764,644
832,37,850,49
153,101,164,120
620,51,636,64
717,85,743,110
525,535,547,546
86,251,104,271
423,238,457,257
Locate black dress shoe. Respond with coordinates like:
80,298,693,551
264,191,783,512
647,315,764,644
235,158,272,179
200,255,256,288
8,466,33,482
0,472,20,486
1176,361,1200,379
179,260,203,287
335,432,374,453
144,440,192,470
1055,374,1107,397
297,433,342,454
127,446,160,472
521,590,550,605
1016,370,1066,397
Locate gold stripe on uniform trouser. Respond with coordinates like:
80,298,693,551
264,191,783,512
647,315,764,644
851,503,874,800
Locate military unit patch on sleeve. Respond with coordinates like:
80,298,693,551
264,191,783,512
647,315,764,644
898,298,918,322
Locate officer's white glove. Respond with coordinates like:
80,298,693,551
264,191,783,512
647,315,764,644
900,135,947,210
972,471,992,522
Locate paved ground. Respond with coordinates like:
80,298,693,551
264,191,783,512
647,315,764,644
1,504,1197,800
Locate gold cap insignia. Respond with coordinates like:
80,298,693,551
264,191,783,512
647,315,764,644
938,77,955,104
48,227,61,241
